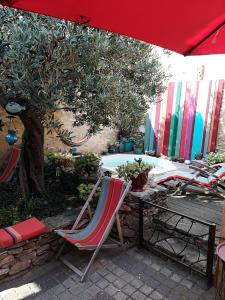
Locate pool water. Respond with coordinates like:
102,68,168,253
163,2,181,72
101,154,176,175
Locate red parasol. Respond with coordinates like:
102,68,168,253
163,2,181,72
1,0,225,55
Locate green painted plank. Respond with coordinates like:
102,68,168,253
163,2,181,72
144,112,150,151
168,81,182,157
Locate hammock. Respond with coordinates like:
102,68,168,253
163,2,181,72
59,134,90,147
54,128,90,147
0,146,21,183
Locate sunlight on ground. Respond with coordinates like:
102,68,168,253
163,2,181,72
0,282,41,299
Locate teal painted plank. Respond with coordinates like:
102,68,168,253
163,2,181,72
191,81,209,160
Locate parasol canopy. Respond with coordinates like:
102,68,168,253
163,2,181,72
1,0,225,55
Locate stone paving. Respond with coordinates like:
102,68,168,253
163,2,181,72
0,247,216,300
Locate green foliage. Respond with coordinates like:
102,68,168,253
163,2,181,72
46,149,75,167
116,160,153,181
107,140,119,147
77,183,101,202
207,152,225,165
0,8,169,137
0,182,69,227
74,153,102,176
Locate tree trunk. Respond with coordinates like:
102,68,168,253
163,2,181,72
19,108,44,197
0,96,45,197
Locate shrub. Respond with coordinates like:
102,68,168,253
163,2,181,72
74,153,102,176
78,183,101,201
207,152,225,165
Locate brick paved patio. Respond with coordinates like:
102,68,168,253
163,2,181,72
0,247,215,300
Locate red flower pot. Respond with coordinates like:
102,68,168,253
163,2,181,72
131,169,150,192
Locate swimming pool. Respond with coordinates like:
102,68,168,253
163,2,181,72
101,154,177,175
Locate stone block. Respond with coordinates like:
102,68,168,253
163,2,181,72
8,247,23,255
9,241,26,249
0,255,14,267
32,251,54,265
0,268,9,276
36,244,50,255
36,235,58,247
9,260,31,275
23,241,37,250
17,251,37,262
0,252,7,261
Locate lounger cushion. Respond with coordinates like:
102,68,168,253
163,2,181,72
0,217,47,248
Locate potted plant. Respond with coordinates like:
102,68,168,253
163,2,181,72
133,140,144,154
107,140,120,153
145,150,156,157
116,158,153,192
121,138,135,152
194,153,203,160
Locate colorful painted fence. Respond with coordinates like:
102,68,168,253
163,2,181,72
144,80,224,160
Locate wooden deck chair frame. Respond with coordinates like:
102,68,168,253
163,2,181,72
56,174,132,282
173,162,225,198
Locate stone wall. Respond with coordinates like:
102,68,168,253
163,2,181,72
0,107,117,159
0,187,167,282
0,214,75,283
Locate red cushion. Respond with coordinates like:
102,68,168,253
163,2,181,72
0,217,47,248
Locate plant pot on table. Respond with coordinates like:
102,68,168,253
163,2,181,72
134,147,143,154
131,169,150,192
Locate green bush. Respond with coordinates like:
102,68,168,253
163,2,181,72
78,183,101,201
207,152,225,165
74,153,102,176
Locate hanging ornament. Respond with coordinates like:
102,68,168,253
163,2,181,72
5,129,18,145
5,102,26,114
5,115,18,145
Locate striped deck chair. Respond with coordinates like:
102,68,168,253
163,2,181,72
0,147,21,183
55,175,131,282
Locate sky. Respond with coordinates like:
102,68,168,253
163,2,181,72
158,49,225,81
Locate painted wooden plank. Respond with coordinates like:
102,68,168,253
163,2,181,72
175,81,186,158
208,80,219,153
149,103,156,151
209,79,224,152
156,97,164,156
203,80,216,155
184,81,199,160
191,80,210,160
179,81,191,159
159,89,168,155
162,82,175,156
144,112,150,151
168,82,178,157
170,81,182,157
201,80,212,155
153,96,162,153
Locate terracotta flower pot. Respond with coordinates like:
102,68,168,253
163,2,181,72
131,169,150,192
